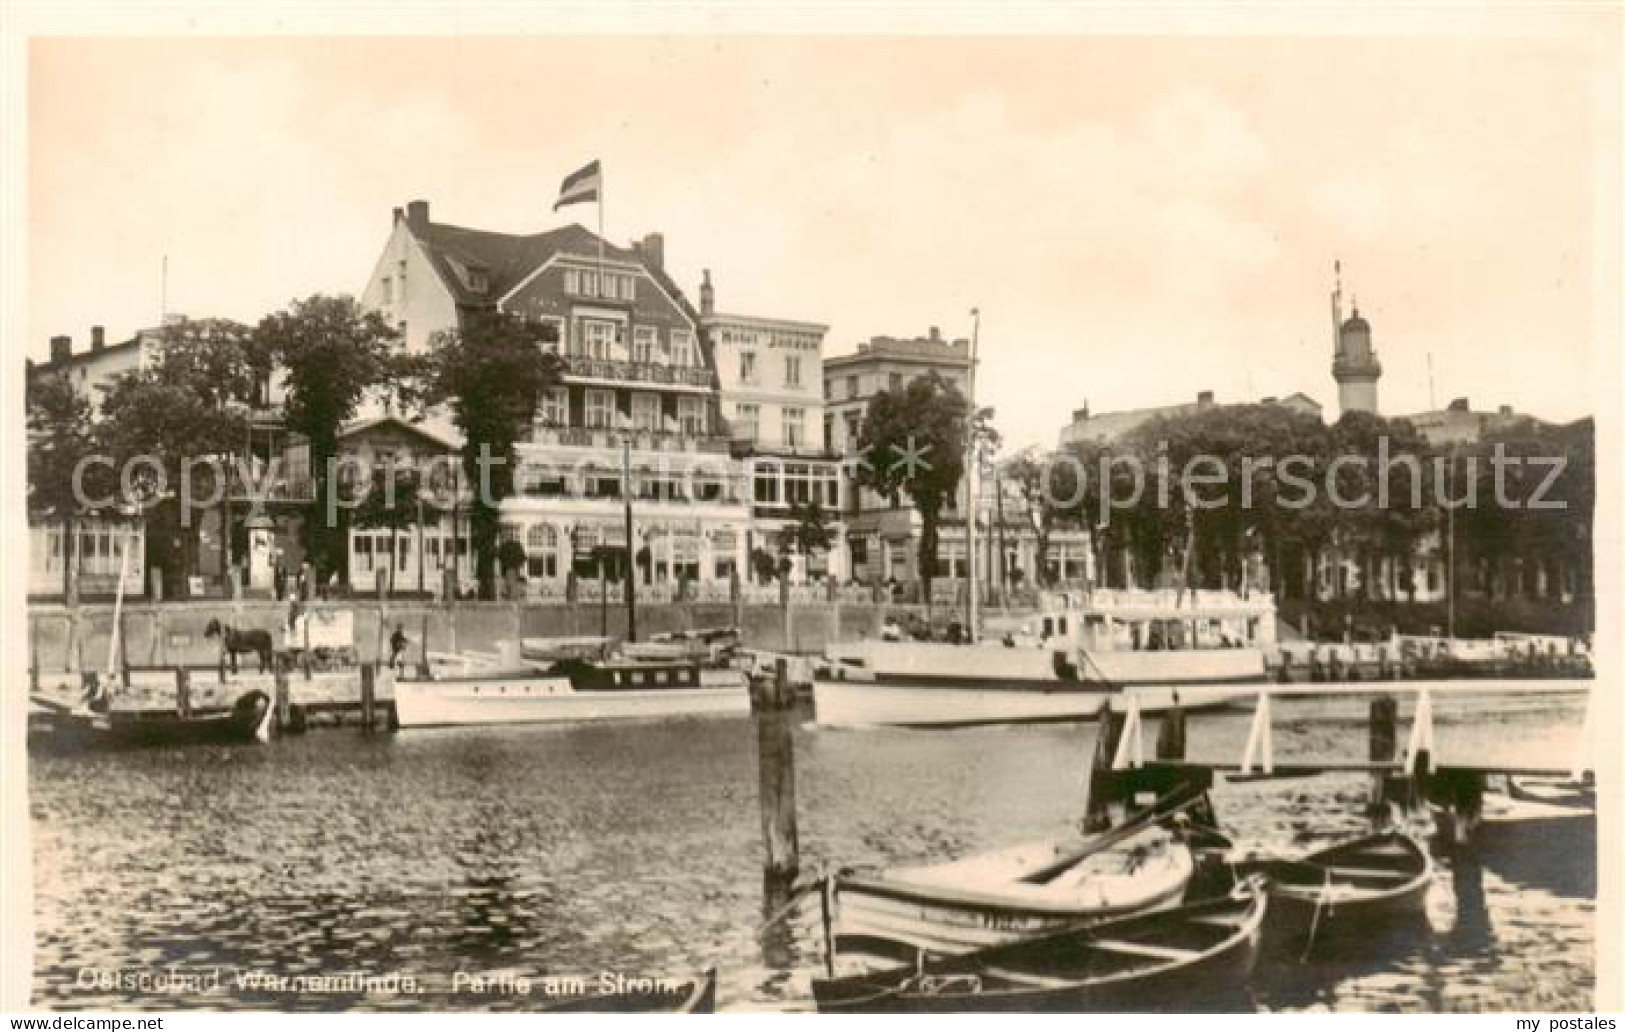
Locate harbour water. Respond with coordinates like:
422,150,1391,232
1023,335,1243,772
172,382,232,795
29,691,1593,1012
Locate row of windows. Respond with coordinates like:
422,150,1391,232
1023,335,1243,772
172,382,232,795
538,388,708,434
738,352,801,388
824,370,963,399
752,461,841,509
732,404,805,446
562,267,637,302
536,316,696,366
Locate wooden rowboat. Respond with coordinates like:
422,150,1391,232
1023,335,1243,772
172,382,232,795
1227,830,1432,946
812,879,1267,1013
537,968,717,1013
833,823,1195,954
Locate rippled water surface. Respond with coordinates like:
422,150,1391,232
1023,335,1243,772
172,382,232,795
30,691,1594,1011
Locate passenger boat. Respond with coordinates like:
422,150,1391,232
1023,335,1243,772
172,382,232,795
392,656,749,729
813,589,1272,728
1223,830,1432,946
832,823,1195,955
537,968,717,1013
812,879,1268,1013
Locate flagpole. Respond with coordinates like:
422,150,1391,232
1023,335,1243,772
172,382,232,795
597,172,606,307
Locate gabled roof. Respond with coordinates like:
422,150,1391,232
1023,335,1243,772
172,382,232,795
415,221,641,307
407,212,719,392
339,414,462,451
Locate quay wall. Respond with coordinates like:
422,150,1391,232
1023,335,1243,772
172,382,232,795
25,599,993,674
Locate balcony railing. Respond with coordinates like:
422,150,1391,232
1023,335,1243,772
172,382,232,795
223,468,316,504
560,354,713,388
530,424,731,454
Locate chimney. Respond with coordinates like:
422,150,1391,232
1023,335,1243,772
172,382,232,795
700,269,715,318
1498,404,1513,417
1449,397,1470,412
640,232,665,272
1197,390,1215,408
406,199,430,233
1072,404,1091,422
91,326,105,351
928,326,941,342
393,205,405,227
1261,396,1277,405
50,334,71,363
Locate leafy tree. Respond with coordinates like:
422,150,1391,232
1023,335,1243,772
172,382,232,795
97,317,260,593
1007,446,1071,588
401,309,561,598
256,295,400,584
778,499,833,570
855,370,970,606
26,371,105,600
750,547,780,584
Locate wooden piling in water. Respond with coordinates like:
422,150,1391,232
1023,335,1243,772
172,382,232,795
175,667,191,719
1155,702,1186,761
418,612,432,677
1084,699,1127,832
756,656,800,880
1368,695,1399,821
360,663,377,730
273,667,291,734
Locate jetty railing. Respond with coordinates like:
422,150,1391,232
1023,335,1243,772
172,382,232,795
1110,679,1595,781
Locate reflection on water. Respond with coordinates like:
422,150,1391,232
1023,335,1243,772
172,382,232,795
30,695,1593,1011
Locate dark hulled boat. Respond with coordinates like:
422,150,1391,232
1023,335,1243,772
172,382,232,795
1225,830,1432,947
31,690,273,749
812,880,1267,1013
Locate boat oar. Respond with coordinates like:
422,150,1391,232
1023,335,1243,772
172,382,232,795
1022,783,1207,885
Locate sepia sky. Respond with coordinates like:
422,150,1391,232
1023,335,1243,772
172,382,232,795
26,27,1621,449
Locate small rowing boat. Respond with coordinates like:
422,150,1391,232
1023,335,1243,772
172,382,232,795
1225,830,1432,947
834,823,1195,955
812,879,1267,1013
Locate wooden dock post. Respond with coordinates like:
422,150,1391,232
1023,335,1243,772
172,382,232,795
756,657,800,880
1084,699,1127,832
175,667,191,719
1368,695,1399,821
1155,699,1186,761
273,666,291,735
418,612,432,677
360,662,377,730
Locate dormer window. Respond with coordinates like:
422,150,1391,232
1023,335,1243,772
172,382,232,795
468,268,489,294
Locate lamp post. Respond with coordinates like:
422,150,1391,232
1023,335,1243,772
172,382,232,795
965,307,981,644
623,435,637,643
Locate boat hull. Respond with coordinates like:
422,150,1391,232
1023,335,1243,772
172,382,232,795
815,886,1267,1013
827,640,1266,689
393,676,749,728
834,832,1195,953
813,680,1255,729
34,691,272,749
1231,831,1433,949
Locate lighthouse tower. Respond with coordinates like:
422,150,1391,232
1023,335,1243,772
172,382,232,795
1330,261,1381,416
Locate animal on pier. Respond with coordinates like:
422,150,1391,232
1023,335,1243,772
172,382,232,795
203,619,274,674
